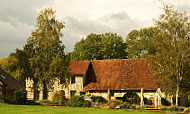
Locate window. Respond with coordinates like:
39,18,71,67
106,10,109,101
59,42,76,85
71,77,75,84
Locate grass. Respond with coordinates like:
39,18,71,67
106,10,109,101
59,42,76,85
0,103,180,114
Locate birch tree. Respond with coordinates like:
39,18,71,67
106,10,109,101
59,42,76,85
150,4,190,106
26,8,70,99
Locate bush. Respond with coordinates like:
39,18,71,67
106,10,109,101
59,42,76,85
52,91,66,106
14,89,26,104
161,107,167,111
83,100,91,107
107,100,117,109
135,105,141,110
121,102,131,109
140,106,146,111
106,100,122,109
135,105,146,110
66,96,84,107
184,107,190,112
5,96,16,104
131,104,136,110
115,100,123,105
167,106,179,111
92,96,107,103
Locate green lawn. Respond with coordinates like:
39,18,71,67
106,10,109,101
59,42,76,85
0,104,179,114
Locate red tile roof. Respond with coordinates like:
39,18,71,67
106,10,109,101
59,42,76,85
69,61,90,75
83,59,158,91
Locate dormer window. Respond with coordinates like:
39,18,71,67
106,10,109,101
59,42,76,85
71,77,75,84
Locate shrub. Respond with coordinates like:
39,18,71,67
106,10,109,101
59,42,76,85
83,100,91,107
107,100,117,109
131,105,136,110
135,105,141,110
115,100,123,105
161,107,167,111
167,106,179,111
14,89,26,104
121,102,131,109
66,96,84,107
140,106,146,111
106,100,122,109
184,107,190,112
135,105,146,110
5,96,16,104
52,91,66,106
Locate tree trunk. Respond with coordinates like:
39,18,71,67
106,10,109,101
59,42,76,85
176,84,179,106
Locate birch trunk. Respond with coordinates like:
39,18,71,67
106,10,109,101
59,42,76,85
176,84,179,106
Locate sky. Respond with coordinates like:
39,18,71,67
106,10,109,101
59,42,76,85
0,0,190,58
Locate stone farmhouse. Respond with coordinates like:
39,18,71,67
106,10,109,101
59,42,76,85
26,59,170,106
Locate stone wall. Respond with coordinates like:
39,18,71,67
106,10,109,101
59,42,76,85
26,76,84,101
26,77,170,106
26,78,34,100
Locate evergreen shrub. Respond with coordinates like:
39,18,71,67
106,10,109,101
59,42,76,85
66,96,84,107
53,91,66,106
14,89,27,104
83,100,91,107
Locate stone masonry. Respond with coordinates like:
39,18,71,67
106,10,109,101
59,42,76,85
26,76,83,101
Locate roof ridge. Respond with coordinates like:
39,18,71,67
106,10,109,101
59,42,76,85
70,59,147,62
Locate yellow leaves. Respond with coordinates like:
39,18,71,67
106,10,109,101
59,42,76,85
85,91,92,98
0,55,19,79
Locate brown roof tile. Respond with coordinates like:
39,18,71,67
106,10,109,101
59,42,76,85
69,61,90,75
83,59,158,91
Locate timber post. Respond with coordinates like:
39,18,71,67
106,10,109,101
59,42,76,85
140,88,144,106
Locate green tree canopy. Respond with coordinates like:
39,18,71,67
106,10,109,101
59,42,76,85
72,33,127,61
0,49,31,85
126,27,157,59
